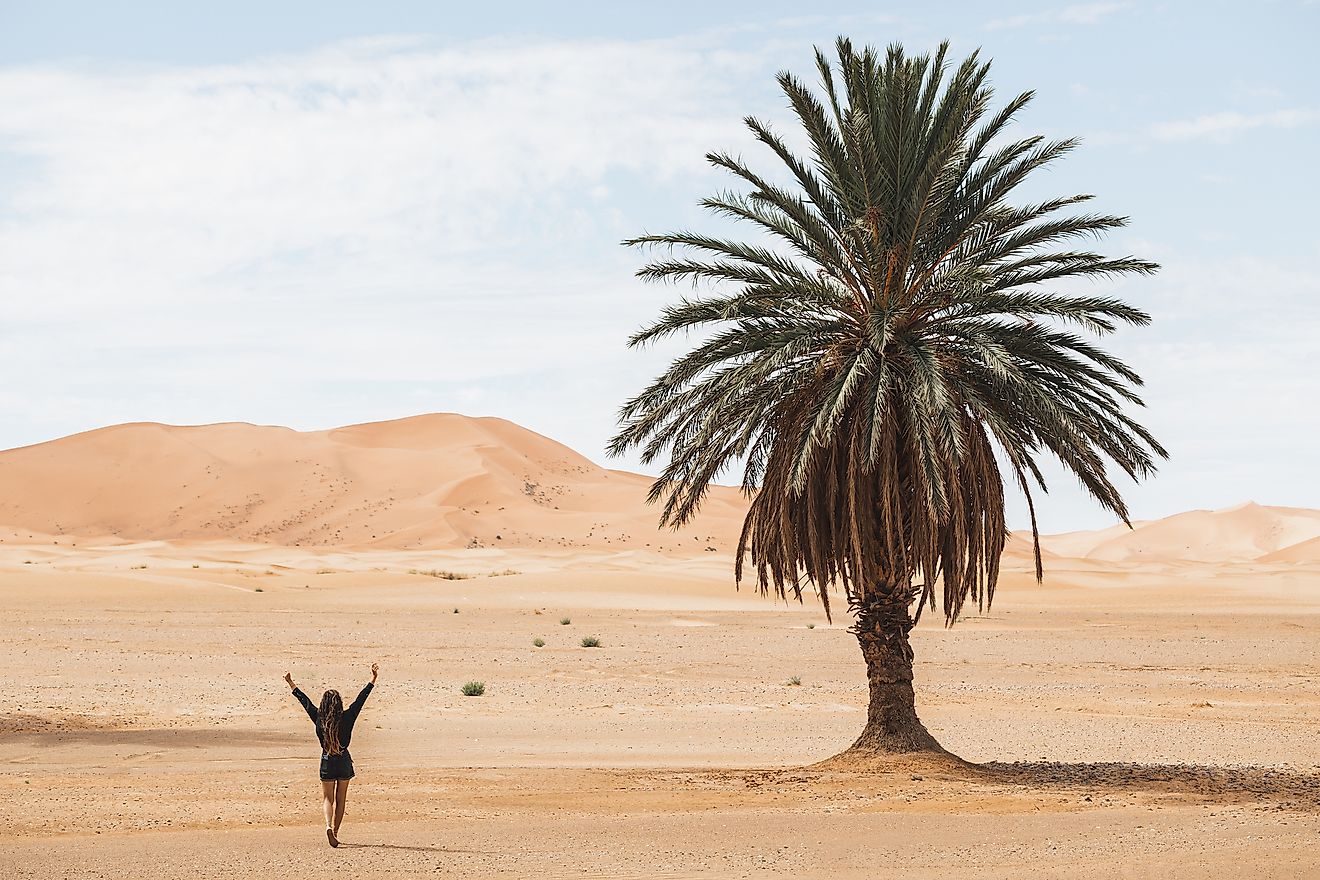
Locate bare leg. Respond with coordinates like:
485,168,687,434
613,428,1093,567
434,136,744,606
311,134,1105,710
332,779,350,835
321,781,338,846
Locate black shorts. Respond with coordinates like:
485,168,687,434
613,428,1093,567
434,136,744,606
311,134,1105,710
320,750,355,781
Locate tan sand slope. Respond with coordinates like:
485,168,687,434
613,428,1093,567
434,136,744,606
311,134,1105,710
1258,533,1320,564
0,414,1315,567
0,414,746,551
1040,502,1320,564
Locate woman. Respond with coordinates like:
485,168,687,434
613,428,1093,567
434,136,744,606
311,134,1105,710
284,663,378,847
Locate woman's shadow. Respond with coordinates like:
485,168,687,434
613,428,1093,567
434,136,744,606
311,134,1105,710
336,842,494,854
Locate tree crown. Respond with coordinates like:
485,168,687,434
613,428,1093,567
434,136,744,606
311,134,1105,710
611,38,1165,624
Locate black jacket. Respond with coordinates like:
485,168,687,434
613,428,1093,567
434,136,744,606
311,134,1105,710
292,682,373,753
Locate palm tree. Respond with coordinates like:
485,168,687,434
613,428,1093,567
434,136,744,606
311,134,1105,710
609,39,1166,759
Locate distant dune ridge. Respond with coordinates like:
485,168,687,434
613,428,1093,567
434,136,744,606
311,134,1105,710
0,413,1315,564
1041,503,1320,564
0,414,746,552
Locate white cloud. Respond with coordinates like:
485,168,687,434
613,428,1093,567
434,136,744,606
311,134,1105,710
1087,106,1319,147
0,35,782,455
1059,3,1130,24
984,3,1130,31
1148,108,1318,141
0,36,758,295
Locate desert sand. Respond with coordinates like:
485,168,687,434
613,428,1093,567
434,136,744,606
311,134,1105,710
1,415,1317,878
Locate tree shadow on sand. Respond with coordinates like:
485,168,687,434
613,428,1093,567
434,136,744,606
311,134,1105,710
803,750,1320,810
979,760,1320,808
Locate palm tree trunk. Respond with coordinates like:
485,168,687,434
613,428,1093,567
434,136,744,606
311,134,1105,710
844,603,943,755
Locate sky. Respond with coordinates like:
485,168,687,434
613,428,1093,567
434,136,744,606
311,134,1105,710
0,1,1317,532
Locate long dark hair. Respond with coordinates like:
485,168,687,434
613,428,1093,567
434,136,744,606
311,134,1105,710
319,690,344,755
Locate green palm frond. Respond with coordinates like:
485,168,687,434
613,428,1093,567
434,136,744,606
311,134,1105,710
612,38,1165,626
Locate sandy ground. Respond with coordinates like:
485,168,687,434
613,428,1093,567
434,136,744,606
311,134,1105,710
2,540,1318,878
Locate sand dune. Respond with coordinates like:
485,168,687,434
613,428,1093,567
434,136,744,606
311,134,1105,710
1033,520,1151,559
1259,533,1320,565
0,415,1316,569
0,414,746,552
1043,502,1320,564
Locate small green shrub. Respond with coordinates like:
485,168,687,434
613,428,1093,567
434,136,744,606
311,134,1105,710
192,564,200,569
254,588,263,593
461,681,485,697
533,638,545,648
807,623,816,630
559,617,571,626
453,607,459,614
785,676,801,686
580,636,601,648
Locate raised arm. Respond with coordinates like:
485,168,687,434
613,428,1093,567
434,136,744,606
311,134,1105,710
286,672,318,724
343,663,378,727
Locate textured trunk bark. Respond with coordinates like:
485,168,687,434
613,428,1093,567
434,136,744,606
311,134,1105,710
844,606,943,755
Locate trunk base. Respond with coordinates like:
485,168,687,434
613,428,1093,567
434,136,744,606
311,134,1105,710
828,602,951,766
844,675,944,754
810,746,973,775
